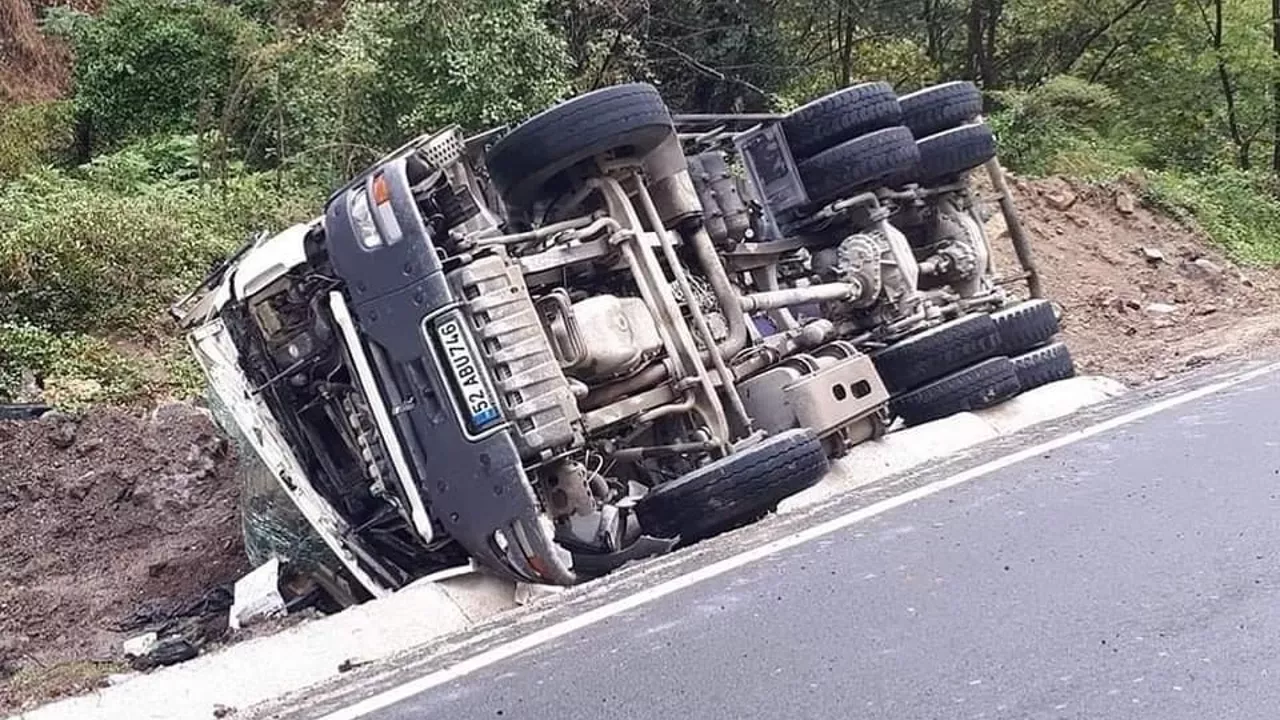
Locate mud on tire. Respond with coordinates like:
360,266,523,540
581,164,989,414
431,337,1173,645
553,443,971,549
991,299,1059,356
1012,342,1075,391
635,429,829,543
782,82,902,160
891,357,1022,426
485,83,674,209
871,313,1002,394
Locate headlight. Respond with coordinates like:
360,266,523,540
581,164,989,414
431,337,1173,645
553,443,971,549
349,188,382,249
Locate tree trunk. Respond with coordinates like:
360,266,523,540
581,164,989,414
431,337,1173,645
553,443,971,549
965,0,1001,88
1210,0,1249,169
1272,0,1280,173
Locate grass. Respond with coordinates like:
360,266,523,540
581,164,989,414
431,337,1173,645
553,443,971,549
1140,169,1280,266
1,660,129,713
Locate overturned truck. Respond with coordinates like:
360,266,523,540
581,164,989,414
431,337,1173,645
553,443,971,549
174,80,1070,603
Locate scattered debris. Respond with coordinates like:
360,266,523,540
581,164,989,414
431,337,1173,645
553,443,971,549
213,704,238,718
131,637,199,671
121,633,159,659
337,658,371,673
229,559,288,631
1146,303,1178,314
1140,246,1166,264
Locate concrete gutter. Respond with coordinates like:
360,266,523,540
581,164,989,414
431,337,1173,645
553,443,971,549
6,375,1124,720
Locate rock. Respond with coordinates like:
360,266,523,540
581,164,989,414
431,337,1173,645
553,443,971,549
1193,257,1222,276
213,704,237,718
1115,190,1136,214
1178,257,1222,283
1146,303,1178,315
1045,190,1078,211
1140,246,1166,264
47,421,78,450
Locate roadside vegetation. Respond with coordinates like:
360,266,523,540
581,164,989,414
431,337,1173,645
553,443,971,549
2,0,1280,405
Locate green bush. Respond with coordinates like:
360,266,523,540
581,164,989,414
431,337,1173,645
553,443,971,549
989,76,1144,179
253,0,572,179
0,322,150,408
65,0,264,153
0,142,322,336
0,102,75,179
1141,169,1280,266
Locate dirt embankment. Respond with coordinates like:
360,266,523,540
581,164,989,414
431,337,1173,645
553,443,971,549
0,404,247,712
989,175,1280,384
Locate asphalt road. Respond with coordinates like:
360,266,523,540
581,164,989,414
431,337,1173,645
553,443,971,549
334,367,1280,720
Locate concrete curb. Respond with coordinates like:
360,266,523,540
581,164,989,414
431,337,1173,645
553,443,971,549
7,575,517,720
778,375,1128,512
7,375,1125,720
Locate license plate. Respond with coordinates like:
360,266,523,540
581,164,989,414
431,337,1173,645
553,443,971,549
435,317,502,430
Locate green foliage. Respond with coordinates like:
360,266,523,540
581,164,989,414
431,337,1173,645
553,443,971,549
238,0,572,184
353,0,572,140
1142,169,1280,266
0,102,75,180
64,0,264,152
988,76,1144,179
0,143,322,336
0,322,149,408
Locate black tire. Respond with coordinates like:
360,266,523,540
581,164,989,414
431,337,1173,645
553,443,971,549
782,82,902,160
891,357,1022,426
635,429,829,542
913,122,997,184
899,81,983,139
1012,342,1075,391
485,83,673,209
991,299,1059,355
797,126,920,206
871,313,1002,394
0,403,48,421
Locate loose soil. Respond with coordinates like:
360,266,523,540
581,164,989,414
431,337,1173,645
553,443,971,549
0,403,247,714
987,175,1280,384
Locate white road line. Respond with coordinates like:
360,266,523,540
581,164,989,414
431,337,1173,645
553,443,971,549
318,361,1280,720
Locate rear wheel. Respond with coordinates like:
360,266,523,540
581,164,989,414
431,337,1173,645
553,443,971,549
782,82,902,160
485,83,674,209
991,299,1059,356
797,126,920,206
891,357,1022,426
899,81,983,139
871,313,1002,394
1011,342,1075,391
912,123,997,184
635,429,829,542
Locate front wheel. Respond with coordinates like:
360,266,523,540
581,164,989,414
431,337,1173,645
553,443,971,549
484,83,674,210
635,429,829,542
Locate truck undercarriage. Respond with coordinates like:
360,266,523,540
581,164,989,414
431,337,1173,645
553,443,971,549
176,80,1069,600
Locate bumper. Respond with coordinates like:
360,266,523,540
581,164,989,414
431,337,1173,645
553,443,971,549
324,153,573,585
